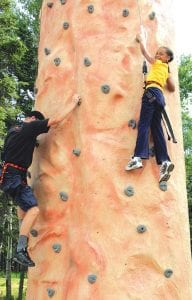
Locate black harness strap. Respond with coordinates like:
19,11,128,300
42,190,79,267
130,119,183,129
161,107,177,143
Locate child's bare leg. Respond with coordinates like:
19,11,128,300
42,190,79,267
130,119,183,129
17,207,26,228
14,206,39,267
19,206,39,237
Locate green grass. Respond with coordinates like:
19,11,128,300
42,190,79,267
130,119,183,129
0,273,27,300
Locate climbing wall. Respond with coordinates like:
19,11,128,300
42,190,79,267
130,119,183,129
26,0,192,299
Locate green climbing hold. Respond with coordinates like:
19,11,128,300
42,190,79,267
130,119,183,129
60,0,67,4
30,229,38,237
149,11,156,20
72,148,81,156
88,274,97,284
54,57,61,66
124,186,134,197
87,4,94,14
59,191,68,201
44,48,51,55
52,243,62,253
122,9,129,17
47,288,55,298
137,224,147,233
101,84,110,94
164,269,173,278
159,181,167,192
63,22,69,30
84,57,92,67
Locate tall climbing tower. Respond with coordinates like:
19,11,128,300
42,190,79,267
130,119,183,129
26,1,192,299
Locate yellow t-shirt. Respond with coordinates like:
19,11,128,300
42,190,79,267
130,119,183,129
146,59,169,92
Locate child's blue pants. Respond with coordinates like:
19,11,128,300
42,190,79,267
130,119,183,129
134,87,170,165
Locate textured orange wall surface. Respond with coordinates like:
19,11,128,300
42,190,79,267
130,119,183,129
27,1,192,299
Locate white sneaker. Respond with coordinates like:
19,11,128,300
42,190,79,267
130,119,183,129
159,161,174,182
125,157,143,171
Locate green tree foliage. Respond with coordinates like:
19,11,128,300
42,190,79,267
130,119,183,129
178,55,192,243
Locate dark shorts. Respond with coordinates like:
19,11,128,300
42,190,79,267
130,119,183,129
0,167,37,212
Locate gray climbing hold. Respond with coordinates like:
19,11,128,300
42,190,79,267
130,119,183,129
128,119,137,129
27,171,31,179
47,288,55,298
47,2,54,8
87,4,94,13
44,48,51,55
164,269,173,278
63,22,69,30
60,0,67,4
52,243,62,253
124,186,134,197
30,229,38,237
149,146,155,157
137,224,147,233
84,57,92,67
122,9,129,17
54,57,61,66
59,191,68,201
88,274,97,284
149,11,156,20
159,181,167,192
35,140,39,147
72,148,81,156
34,87,38,94
101,84,110,94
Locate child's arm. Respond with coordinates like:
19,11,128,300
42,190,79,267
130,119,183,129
166,75,175,92
48,94,81,127
136,34,155,64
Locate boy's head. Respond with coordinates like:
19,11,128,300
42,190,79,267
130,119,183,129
25,111,45,122
155,47,174,63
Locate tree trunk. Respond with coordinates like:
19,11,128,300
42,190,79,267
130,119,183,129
18,269,25,300
27,1,192,299
5,198,12,300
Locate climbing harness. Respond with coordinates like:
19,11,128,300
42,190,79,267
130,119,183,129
161,108,177,143
0,162,27,185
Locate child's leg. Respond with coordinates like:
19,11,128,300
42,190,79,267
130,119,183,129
151,109,174,182
14,185,39,267
134,96,155,158
17,207,26,228
125,94,155,171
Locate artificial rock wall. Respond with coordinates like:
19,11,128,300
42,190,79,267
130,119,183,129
26,0,192,299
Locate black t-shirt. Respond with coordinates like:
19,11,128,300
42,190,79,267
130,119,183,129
2,119,50,169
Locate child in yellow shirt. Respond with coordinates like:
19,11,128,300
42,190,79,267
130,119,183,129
125,33,175,183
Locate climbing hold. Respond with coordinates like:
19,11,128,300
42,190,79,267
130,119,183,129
63,22,69,30
88,274,97,284
164,269,173,278
35,140,39,147
149,11,156,20
59,191,68,201
30,229,38,237
54,57,61,66
101,84,110,94
60,0,67,4
122,9,129,17
52,243,62,253
87,4,94,14
128,119,137,129
72,148,81,156
34,87,38,95
84,57,92,67
27,171,31,179
47,2,54,8
137,224,147,233
124,186,134,197
44,48,51,55
149,146,155,157
159,181,167,192
47,288,55,298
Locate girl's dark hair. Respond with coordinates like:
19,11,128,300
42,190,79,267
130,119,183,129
163,47,174,62
26,111,45,120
